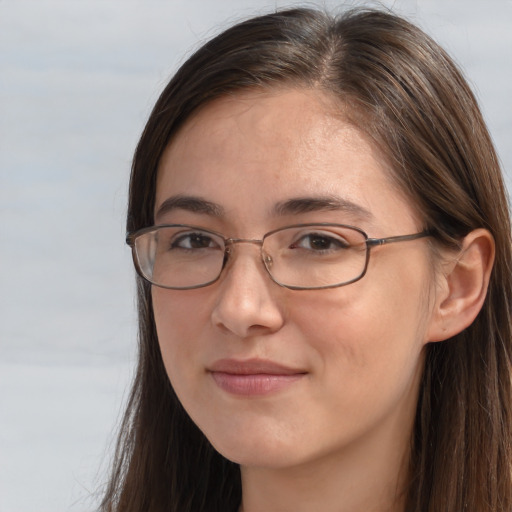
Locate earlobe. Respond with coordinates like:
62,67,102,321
427,229,495,343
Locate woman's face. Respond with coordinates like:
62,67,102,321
152,89,438,470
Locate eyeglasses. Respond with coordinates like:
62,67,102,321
126,223,430,290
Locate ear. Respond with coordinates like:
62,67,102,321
427,229,495,343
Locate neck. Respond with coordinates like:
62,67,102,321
239,412,413,512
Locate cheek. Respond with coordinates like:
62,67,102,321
152,288,213,386
291,266,431,388
292,298,425,447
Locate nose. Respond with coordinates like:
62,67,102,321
211,243,285,338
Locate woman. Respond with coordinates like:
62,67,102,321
102,7,512,512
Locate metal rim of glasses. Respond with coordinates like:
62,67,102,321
126,223,431,290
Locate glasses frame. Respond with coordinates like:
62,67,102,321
126,223,431,290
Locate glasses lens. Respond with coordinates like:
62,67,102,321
133,226,225,289
264,225,368,288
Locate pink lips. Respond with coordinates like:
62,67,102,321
208,358,306,396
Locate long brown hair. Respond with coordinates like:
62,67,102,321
101,7,512,511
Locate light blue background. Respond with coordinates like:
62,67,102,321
1,1,511,510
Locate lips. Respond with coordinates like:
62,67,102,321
208,358,307,396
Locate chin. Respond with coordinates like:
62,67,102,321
215,443,300,469
203,423,309,469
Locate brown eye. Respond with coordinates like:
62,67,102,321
291,233,350,252
171,232,219,250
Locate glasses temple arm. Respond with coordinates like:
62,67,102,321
366,230,431,247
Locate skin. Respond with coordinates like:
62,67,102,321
152,88,445,512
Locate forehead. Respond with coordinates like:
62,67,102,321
155,88,419,232
163,88,361,170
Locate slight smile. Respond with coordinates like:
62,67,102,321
208,358,308,396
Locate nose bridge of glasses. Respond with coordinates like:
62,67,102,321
224,237,272,267
225,238,264,257
226,237,264,246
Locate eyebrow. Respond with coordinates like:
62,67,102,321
154,194,373,223
272,196,373,220
155,195,225,221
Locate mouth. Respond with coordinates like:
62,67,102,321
208,358,307,396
